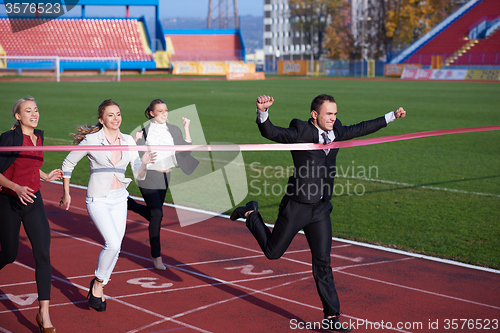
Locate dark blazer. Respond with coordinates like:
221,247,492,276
0,126,44,173
258,115,387,203
136,122,199,175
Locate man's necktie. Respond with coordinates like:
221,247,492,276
322,131,331,155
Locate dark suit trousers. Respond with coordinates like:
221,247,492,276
0,191,52,301
135,171,171,258
246,196,341,317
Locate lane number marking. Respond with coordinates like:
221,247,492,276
0,293,38,306
127,277,173,289
224,264,273,276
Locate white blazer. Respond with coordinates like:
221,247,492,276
62,129,144,198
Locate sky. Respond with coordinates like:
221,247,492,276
160,0,264,18
0,1,264,19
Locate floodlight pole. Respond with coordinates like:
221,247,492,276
233,0,239,28
207,0,239,29
208,0,212,28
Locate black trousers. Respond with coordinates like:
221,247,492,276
133,170,170,258
246,195,340,317
0,191,52,301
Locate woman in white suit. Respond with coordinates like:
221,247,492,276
59,99,154,312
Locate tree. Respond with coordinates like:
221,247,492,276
289,0,342,60
385,0,461,55
323,0,353,60
322,0,463,60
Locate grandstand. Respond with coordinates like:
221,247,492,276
165,29,245,62
0,18,153,61
391,0,500,67
0,0,160,75
0,0,248,77
453,19,500,66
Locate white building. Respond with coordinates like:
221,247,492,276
263,0,312,71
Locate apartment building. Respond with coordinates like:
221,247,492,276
263,0,312,70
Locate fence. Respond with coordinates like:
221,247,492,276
266,59,386,77
0,56,121,81
404,53,500,66
169,50,244,62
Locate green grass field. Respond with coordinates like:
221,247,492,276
1,78,499,268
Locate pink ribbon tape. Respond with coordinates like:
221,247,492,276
0,126,499,152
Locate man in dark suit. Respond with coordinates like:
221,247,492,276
231,94,406,332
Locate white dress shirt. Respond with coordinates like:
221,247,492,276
145,122,178,171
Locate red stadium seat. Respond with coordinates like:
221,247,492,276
167,34,243,62
0,18,153,61
412,0,500,65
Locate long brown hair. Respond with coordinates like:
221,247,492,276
71,99,120,144
144,99,166,120
11,96,36,130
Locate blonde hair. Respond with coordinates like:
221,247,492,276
71,99,120,144
11,96,36,130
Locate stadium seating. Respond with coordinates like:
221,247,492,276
454,28,500,65
0,18,153,61
167,33,243,61
404,0,500,66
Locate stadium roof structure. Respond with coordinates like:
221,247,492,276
0,0,159,5
0,0,160,19
69,0,158,4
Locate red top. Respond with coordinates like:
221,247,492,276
1,134,44,196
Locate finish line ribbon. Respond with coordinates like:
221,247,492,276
0,125,499,152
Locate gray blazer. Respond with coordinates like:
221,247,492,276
62,129,144,198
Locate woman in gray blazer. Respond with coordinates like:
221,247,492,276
60,99,154,312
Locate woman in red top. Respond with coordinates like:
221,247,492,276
0,97,63,333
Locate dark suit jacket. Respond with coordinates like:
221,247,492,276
258,115,387,203
136,122,199,175
0,126,44,173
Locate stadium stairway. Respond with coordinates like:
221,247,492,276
451,28,500,65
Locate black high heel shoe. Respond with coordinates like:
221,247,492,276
87,277,106,312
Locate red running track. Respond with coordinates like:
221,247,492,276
0,181,499,332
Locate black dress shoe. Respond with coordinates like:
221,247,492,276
230,201,258,221
323,316,352,332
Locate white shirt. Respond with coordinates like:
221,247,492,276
145,122,178,171
256,109,396,143
62,129,144,198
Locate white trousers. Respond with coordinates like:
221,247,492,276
86,188,128,285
